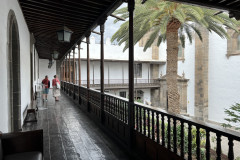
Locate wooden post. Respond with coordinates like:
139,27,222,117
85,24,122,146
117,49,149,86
68,52,71,83
64,56,66,81
73,48,76,84
86,35,90,89
93,62,95,85
78,44,81,86
78,45,81,86
128,0,135,150
100,20,106,124
108,64,110,84
86,33,91,112
78,43,81,105
60,63,62,81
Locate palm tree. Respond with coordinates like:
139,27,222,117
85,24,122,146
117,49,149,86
111,0,239,114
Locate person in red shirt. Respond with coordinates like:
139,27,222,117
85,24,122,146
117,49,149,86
42,75,50,101
52,75,61,101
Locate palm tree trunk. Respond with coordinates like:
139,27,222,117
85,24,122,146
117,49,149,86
166,19,181,114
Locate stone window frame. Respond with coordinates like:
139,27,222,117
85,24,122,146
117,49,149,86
134,63,142,78
227,29,240,58
178,41,185,62
7,10,21,132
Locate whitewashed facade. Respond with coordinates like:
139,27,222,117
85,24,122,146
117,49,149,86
69,33,240,125
0,0,40,132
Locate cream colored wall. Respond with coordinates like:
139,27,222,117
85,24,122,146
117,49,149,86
0,0,32,132
74,37,154,61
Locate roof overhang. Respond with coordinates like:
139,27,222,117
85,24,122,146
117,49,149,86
18,0,123,60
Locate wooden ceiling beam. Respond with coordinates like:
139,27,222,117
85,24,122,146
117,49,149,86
21,7,95,23
26,20,88,30
20,0,104,14
19,0,123,59
65,0,110,10
20,2,98,21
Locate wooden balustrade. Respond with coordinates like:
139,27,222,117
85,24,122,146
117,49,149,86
61,81,240,160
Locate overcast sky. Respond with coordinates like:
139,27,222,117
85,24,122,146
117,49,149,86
92,3,126,44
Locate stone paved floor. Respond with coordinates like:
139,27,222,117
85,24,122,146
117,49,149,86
23,90,131,160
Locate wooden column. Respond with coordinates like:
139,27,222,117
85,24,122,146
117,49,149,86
78,44,81,86
64,56,67,82
63,63,65,81
73,48,76,84
60,63,62,81
86,35,90,89
68,52,71,83
100,20,106,123
93,62,95,85
128,0,135,150
86,33,91,112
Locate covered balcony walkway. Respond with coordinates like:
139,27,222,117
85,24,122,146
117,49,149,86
1,0,240,160
23,90,130,160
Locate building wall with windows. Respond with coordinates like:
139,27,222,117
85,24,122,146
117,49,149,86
65,36,164,106
64,29,240,124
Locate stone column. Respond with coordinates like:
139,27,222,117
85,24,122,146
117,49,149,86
194,26,209,121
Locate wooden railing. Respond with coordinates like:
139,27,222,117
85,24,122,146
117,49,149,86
61,81,240,160
76,79,159,85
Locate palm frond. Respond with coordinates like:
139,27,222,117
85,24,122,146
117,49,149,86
111,0,239,51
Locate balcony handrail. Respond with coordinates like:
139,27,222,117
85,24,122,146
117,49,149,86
62,81,240,159
63,80,240,139
134,102,240,141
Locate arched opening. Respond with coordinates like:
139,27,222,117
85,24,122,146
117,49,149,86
8,10,21,132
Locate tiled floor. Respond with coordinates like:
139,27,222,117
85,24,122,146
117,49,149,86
23,90,130,160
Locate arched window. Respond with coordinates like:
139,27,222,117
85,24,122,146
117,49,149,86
227,29,240,58
7,10,21,132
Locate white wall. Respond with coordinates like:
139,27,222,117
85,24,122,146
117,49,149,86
73,36,157,61
0,0,32,132
209,32,240,123
77,60,150,83
178,41,195,116
32,45,40,92
158,31,240,123
39,59,56,88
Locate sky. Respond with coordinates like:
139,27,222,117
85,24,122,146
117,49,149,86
91,3,127,44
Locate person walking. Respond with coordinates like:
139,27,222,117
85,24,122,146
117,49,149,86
52,75,61,101
42,75,50,101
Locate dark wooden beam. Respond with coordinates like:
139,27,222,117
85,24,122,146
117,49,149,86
78,44,81,86
110,14,125,21
100,20,106,124
128,0,135,151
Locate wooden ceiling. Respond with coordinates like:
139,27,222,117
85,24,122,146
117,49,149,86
18,0,122,60
19,0,240,60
